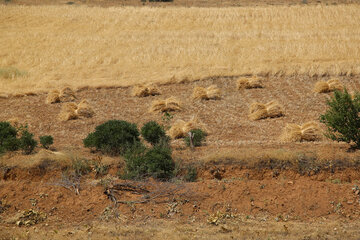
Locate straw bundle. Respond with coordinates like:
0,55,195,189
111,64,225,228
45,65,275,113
149,97,181,113
280,121,322,142
59,87,76,102
248,103,268,120
236,77,263,89
192,85,221,100
46,90,60,104
131,84,161,97
313,79,343,93
58,102,78,121
249,101,284,120
265,101,284,118
76,99,95,118
167,116,207,139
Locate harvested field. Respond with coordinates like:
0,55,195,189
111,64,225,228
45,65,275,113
2,1,360,239
1,5,360,94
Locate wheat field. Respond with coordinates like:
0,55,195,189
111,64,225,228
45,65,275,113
1,5,360,94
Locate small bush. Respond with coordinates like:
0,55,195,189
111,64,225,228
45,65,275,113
141,121,168,145
19,130,37,154
184,129,207,147
184,165,197,182
144,144,174,179
320,89,360,148
0,121,19,153
83,120,140,155
93,162,109,178
122,143,148,180
39,135,53,149
123,143,174,180
72,158,91,176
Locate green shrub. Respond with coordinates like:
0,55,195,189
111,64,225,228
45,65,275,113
320,89,360,148
144,144,174,179
83,120,140,155
141,121,168,145
123,143,174,180
184,129,207,147
39,135,53,149
184,165,197,182
19,130,37,154
0,122,19,153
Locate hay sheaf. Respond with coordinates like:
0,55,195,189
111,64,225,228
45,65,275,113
280,121,322,142
167,116,208,139
59,99,95,121
132,84,161,97
149,97,181,113
58,102,78,121
313,79,344,93
192,85,221,100
236,77,263,89
59,87,76,102
76,99,95,118
46,90,60,104
248,101,284,120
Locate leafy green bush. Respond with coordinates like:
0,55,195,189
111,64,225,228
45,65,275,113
123,143,174,180
184,129,207,147
320,89,360,148
19,130,37,154
39,135,53,149
83,120,140,155
141,121,168,145
0,121,19,153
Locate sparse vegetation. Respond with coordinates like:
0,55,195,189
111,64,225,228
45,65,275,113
184,165,197,182
320,89,360,148
83,120,140,155
39,135,53,149
72,158,91,176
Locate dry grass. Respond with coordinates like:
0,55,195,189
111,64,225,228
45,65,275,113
0,149,72,169
167,116,207,139
280,121,322,142
131,84,161,97
313,79,344,93
248,101,284,120
150,97,181,113
1,5,360,94
236,76,263,89
192,85,221,100
2,217,360,240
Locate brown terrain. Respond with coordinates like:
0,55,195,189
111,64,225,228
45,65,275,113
1,75,360,239
1,0,360,238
